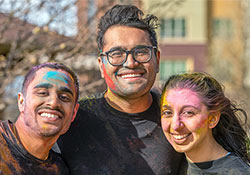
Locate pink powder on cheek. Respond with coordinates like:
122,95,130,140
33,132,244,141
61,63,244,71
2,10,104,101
102,64,117,91
161,119,173,144
161,118,170,131
193,118,208,134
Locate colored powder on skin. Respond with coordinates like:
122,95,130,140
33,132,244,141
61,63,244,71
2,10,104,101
102,59,117,91
41,124,48,130
161,92,170,118
195,118,208,134
43,71,69,85
196,127,203,135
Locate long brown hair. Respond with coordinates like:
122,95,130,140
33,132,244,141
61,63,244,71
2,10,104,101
161,72,249,163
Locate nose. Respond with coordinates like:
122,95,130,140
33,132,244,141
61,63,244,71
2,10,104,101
46,94,61,108
171,114,183,131
123,52,139,68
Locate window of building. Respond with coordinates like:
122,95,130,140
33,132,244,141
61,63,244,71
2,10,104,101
213,18,233,39
159,59,193,81
160,18,186,38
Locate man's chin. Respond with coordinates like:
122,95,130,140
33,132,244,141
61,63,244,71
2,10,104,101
39,128,61,138
118,90,149,99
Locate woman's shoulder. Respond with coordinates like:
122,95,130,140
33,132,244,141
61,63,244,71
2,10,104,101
225,153,249,168
216,153,250,174
187,153,250,175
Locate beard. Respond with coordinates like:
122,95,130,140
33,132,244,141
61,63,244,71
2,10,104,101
23,112,61,138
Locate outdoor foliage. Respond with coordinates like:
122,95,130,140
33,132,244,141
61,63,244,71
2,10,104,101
0,0,184,120
0,0,111,120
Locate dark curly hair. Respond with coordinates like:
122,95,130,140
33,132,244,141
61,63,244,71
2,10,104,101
22,62,79,103
161,72,250,163
96,4,159,52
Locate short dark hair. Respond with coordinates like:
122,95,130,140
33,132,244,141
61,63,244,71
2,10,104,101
22,62,79,103
161,72,250,163
97,4,159,52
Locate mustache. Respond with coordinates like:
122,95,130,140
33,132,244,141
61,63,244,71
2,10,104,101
37,106,64,115
117,67,145,73
119,67,144,71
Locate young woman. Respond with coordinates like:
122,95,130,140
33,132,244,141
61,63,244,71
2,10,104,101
160,72,250,174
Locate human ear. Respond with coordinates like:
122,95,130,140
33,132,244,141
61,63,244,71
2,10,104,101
17,92,25,113
71,103,79,122
156,50,160,73
98,57,104,78
208,112,220,129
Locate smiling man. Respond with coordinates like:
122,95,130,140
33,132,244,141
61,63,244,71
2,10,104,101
58,4,185,175
0,62,79,174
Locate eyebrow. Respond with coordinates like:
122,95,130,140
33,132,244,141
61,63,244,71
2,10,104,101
34,83,53,89
182,105,200,110
132,45,150,49
161,105,171,110
161,105,200,110
108,45,149,52
107,46,124,52
59,87,74,96
34,83,74,96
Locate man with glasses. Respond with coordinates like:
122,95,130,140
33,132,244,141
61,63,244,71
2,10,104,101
100,45,157,66
58,4,185,175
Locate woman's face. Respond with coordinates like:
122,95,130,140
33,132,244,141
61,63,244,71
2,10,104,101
161,88,214,155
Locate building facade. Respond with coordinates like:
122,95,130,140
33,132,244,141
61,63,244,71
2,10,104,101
143,0,207,85
207,0,245,88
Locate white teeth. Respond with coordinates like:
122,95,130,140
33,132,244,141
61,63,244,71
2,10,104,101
121,74,141,78
172,134,189,140
40,113,59,119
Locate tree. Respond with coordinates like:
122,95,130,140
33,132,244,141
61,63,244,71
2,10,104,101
0,0,99,120
0,0,183,120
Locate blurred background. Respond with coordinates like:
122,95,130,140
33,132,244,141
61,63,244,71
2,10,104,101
0,0,249,128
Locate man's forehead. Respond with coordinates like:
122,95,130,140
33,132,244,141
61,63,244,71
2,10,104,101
38,68,70,80
103,26,151,49
42,70,70,83
32,68,74,87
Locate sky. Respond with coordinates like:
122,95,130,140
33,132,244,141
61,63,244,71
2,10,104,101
0,0,78,36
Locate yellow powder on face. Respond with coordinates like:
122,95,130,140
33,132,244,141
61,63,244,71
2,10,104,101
195,127,203,135
41,124,48,130
160,91,170,118
195,118,208,134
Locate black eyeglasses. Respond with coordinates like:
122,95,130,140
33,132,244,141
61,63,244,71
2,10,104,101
100,45,157,66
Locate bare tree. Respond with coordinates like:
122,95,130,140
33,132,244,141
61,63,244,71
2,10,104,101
0,0,183,120
206,0,250,126
0,0,100,120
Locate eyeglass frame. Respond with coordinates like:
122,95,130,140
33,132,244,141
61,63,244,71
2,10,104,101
100,45,157,66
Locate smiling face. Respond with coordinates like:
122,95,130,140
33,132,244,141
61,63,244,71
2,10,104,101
18,67,79,138
98,25,160,99
161,88,215,154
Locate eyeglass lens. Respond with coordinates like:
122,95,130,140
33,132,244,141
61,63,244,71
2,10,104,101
108,46,152,65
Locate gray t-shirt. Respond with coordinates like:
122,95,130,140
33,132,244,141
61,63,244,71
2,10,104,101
187,153,250,175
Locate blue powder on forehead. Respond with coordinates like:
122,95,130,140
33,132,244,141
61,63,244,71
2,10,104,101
43,71,69,84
